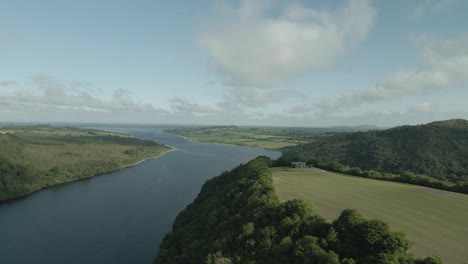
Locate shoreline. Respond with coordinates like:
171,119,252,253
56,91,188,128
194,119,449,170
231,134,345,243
165,132,283,151
0,148,175,203
119,148,175,169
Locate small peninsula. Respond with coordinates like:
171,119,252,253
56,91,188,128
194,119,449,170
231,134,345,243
0,125,172,201
166,125,378,150
166,126,319,149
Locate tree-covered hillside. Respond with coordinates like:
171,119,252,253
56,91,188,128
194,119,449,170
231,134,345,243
283,119,468,183
155,157,439,264
0,126,171,201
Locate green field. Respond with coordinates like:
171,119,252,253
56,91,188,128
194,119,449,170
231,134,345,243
272,167,468,264
0,125,129,137
166,126,318,149
0,125,172,201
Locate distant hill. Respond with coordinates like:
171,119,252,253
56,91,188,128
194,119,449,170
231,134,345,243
328,125,382,131
283,119,468,183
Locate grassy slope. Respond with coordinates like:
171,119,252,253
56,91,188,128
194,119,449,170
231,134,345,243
0,126,172,201
272,167,468,264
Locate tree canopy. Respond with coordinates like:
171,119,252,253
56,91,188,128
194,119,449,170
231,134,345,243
155,157,437,264
283,119,468,183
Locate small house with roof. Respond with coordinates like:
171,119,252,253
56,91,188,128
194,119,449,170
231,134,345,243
290,161,306,168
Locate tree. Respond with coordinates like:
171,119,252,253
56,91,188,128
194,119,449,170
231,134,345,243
416,256,443,264
332,210,413,262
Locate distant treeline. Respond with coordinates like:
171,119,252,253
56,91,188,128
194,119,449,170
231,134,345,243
155,157,440,264
274,156,468,195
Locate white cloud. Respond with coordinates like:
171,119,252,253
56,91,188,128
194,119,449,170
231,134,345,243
219,87,293,109
169,97,220,115
285,103,316,114
412,0,459,18
262,107,466,128
199,0,376,88
317,33,468,112
409,101,436,113
0,75,167,114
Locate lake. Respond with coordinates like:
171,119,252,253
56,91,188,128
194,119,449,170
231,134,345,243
0,127,280,264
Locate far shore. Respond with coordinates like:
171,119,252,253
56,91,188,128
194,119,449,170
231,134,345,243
0,148,174,203
165,132,282,151
120,148,175,170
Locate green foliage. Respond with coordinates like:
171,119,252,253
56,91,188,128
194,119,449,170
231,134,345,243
332,209,413,263
273,167,468,264
0,126,171,201
283,119,468,183
416,256,443,264
280,119,468,194
453,181,468,193
242,222,255,237
274,156,466,194
155,157,435,264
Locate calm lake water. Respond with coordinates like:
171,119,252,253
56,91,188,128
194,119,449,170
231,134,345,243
0,128,280,264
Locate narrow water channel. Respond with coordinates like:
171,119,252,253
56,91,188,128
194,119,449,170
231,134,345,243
0,127,280,264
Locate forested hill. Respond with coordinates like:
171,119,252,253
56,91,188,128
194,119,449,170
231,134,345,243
155,157,438,264
283,119,468,183
0,126,171,201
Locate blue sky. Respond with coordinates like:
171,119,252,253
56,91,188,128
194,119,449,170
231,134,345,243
1,0,467,126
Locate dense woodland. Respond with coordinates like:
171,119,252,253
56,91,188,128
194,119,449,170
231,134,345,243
283,119,468,184
155,157,440,264
0,126,171,201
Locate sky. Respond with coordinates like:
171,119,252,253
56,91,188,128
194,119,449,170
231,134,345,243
1,0,468,127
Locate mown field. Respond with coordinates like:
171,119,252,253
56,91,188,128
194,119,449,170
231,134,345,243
0,125,171,201
272,167,468,264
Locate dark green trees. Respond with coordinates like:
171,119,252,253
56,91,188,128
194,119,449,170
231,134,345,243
282,119,468,183
416,256,443,264
331,209,413,263
155,157,438,264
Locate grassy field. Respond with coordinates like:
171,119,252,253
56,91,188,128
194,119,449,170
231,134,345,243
272,167,468,264
0,125,129,137
0,125,172,201
166,126,318,149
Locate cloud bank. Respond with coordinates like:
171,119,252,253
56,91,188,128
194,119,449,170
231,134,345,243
0,75,167,114
0,80,17,86
199,0,376,89
169,97,219,116
318,33,468,112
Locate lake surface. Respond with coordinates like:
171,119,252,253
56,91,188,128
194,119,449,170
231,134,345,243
0,128,280,264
